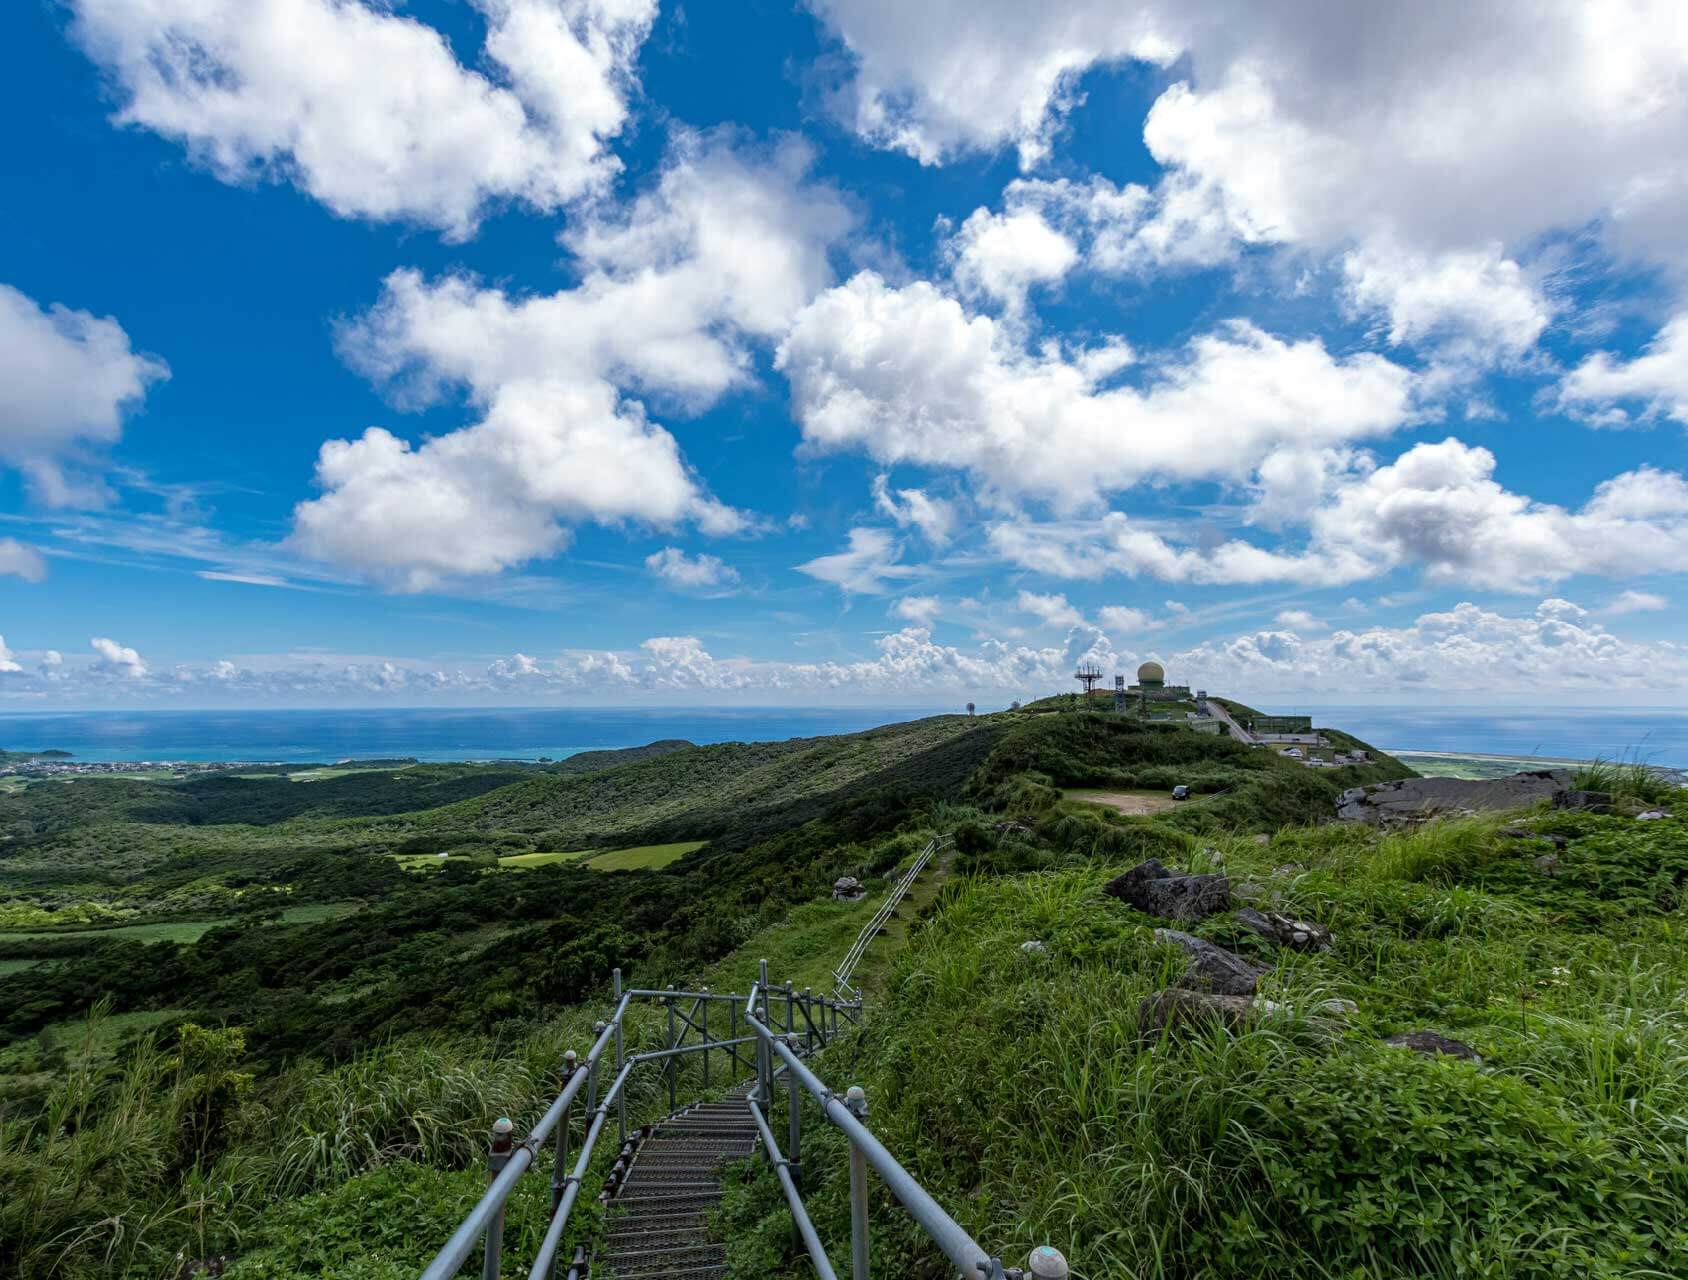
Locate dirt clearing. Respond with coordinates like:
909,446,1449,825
1065,788,1180,816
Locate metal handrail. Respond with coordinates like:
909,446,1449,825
418,975,861,1280
832,834,950,1001
420,831,1069,1280
742,970,1020,1280
747,1095,839,1280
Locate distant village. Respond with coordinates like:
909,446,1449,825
1067,660,1371,770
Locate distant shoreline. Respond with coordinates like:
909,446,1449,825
1388,748,1589,767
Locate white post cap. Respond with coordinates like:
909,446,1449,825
1028,1246,1069,1279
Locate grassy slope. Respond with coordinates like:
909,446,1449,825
417,715,985,847
730,812,1687,1280
13,704,1679,1280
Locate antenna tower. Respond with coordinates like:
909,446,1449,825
1073,663,1103,706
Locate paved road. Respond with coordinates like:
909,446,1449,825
1202,700,1257,744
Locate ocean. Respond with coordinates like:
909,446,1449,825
1259,705,1688,767
0,707,954,764
2,705,1686,767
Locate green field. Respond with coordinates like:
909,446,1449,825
497,849,592,868
582,840,707,871
0,901,359,946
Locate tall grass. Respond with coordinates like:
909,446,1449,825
1572,756,1679,805
719,814,1688,1279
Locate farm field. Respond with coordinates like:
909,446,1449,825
583,840,708,871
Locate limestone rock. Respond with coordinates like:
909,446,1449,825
1533,852,1563,877
1555,789,1613,814
1318,998,1359,1018
1337,771,1571,825
1019,940,1047,954
1235,907,1332,951
1383,1030,1482,1063
1637,810,1669,821
831,876,866,901
1104,859,1231,922
1252,834,1271,847
1155,928,1271,996
1138,988,1254,1040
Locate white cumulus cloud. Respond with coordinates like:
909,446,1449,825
291,133,854,588
70,0,657,239
0,284,168,504
808,2,1688,359
1016,590,1083,628
90,636,147,679
989,440,1688,591
644,547,740,591
0,540,48,582
1558,312,1688,429
1606,589,1669,615
778,272,1416,507
796,528,915,595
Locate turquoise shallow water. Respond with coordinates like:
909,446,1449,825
2,705,1685,767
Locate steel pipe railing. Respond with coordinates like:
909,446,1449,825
747,1095,839,1280
420,970,861,1280
741,994,1005,1280
832,835,950,1001
420,832,1069,1280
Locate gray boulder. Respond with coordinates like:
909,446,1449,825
1235,907,1333,951
1383,1030,1482,1062
1154,928,1271,996
1138,988,1254,1040
1104,859,1231,921
832,876,866,901
1533,852,1563,877
1555,789,1613,814
1637,810,1670,821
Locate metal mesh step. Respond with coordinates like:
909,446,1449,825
601,1242,727,1270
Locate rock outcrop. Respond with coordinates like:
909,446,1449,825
1555,789,1613,814
1383,1030,1482,1062
1155,928,1271,995
832,876,866,901
1235,907,1333,952
1336,771,1571,825
1104,859,1230,921
1138,988,1254,1039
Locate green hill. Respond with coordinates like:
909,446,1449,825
5,702,1682,1280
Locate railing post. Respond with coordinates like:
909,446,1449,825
730,993,740,1076
483,1117,514,1280
784,984,802,1190
666,985,678,1111
700,986,711,1089
845,1085,870,1280
801,987,815,1053
757,959,772,1114
551,1050,576,1214
589,1023,604,1114
612,968,626,1145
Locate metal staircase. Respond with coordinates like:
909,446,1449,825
597,1100,759,1279
417,835,1069,1280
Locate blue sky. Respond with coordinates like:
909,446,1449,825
3,0,1687,708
